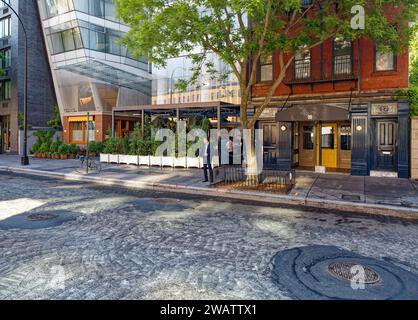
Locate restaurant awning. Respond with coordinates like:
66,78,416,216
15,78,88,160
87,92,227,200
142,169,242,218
276,104,350,122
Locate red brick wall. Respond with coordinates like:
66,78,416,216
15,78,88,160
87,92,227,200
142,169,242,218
252,37,409,99
62,117,70,144
94,114,112,142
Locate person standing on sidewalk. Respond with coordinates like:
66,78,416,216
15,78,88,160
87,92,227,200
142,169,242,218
202,137,213,183
226,137,234,165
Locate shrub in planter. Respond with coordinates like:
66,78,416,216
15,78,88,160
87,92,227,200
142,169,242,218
103,136,119,154
118,136,130,155
88,141,104,157
39,142,49,158
68,144,78,159
58,144,69,160
50,137,62,159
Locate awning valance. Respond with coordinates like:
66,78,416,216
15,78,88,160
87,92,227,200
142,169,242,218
276,104,350,122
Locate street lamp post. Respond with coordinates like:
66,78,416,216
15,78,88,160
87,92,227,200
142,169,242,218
1,1,29,165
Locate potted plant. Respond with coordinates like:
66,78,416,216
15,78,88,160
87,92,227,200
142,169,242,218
49,137,62,159
88,141,97,157
58,144,69,160
39,142,49,158
68,144,78,159
117,136,130,164
103,136,119,163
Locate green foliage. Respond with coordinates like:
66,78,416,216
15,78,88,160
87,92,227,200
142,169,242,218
39,142,50,154
117,0,417,129
88,141,104,154
68,144,78,155
128,122,143,155
50,137,62,154
103,136,120,154
409,23,418,87
47,105,62,130
31,130,54,153
58,144,70,155
119,136,130,155
18,112,33,130
398,87,418,117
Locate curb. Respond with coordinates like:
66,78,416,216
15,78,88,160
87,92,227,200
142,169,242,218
1,165,417,220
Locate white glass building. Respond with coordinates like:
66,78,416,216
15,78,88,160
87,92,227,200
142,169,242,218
36,0,152,144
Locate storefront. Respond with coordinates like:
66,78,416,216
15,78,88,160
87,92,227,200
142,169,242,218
264,101,409,178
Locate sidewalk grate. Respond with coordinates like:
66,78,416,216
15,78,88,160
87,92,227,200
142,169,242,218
341,194,361,201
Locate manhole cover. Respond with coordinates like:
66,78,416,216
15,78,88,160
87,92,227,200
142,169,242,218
27,213,59,221
328,262,380,284
271,245,418,300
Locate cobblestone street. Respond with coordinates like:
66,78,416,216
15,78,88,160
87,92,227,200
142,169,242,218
0,172,417,300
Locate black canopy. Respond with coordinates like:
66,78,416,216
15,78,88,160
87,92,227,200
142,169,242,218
276,104,350,122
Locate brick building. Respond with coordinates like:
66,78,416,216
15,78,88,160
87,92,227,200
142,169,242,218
252,26,410,178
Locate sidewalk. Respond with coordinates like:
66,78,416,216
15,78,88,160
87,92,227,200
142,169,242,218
0,155,417,219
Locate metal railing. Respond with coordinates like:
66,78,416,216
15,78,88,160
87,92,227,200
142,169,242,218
286,58,358,84
213,165,296,193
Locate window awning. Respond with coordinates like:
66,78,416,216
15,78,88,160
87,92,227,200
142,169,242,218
276,104,350,122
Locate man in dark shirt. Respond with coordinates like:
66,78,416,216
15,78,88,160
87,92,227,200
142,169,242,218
202,137,213,183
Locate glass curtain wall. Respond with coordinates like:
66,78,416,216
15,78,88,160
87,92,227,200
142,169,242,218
40,0,119,22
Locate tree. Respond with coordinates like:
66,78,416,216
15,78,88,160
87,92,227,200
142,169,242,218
117,0,416,129
409,22,418,87
47,105,62,131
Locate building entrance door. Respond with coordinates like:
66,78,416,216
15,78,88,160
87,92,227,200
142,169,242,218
262,122,277,167
376,121,397,170
320,123,338,168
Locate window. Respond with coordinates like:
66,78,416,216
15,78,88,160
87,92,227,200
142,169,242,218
258,54,273,82
333,39,352,77
40,0,74,19
0,0,10,8
0,16,11,38
0,80,11,100
48,27,83,54
70,122,83,143
321,126,334,149
294,50,311,80
340,125,351,150
0,48,11,68
375,47,396,71
70,121,95,143
303,126,314,149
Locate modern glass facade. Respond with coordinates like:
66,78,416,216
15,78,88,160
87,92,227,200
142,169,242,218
37,0,152,143
151,53,241,106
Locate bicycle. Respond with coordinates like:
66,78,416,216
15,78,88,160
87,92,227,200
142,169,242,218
75,155,102,174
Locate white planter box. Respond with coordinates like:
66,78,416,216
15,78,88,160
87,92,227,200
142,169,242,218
187,157,200,168
150,156,162,167
126,155,139,165
108,154,119,164
212,156,220,168
118,154,131,164
100,153,109,163
173,157,187,168
161,156,174,167
138,155,150,166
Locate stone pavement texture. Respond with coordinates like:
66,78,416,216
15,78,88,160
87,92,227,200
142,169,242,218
0,172,417,300
0,155,417,218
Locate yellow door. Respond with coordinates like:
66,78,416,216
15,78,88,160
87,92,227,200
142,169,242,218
320,123,338,168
